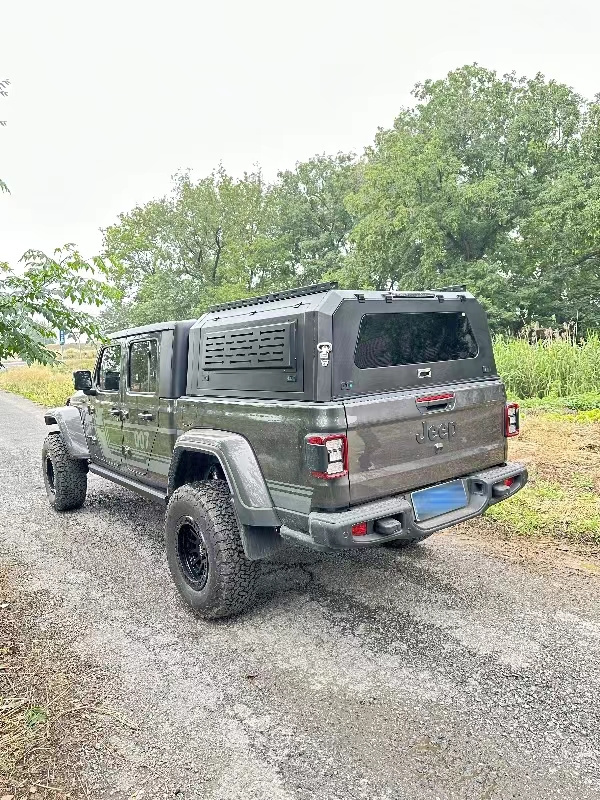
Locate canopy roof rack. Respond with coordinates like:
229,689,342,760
434,284,467,292
207,282,339,313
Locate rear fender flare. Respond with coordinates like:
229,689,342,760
169,429,282,560
44,406,90,460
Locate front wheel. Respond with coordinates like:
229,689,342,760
42,433,88,511
165,481,259,619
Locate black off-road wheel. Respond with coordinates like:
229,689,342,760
165,481,259,619
42,433,88,511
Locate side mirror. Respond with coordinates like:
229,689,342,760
73,369,94,394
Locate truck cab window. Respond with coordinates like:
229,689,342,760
98,345,122,391
129,340,158,394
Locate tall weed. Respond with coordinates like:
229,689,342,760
493,334,600,399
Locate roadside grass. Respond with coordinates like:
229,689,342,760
0,367,77,407
47,345,98,362
0,568,61,797
0,354,96,407
494,334,600,398
481,411,600,544
516,393,600,412
1,567,102,798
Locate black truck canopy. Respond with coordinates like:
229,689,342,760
186,284,497,402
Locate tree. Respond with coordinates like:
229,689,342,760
347,65,600,331
0,247,117,365
101,156,360,329
270,153,362,285
102,168,278,326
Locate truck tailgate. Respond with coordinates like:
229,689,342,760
343,380,507,505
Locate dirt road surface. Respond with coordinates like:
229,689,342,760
1,390,599,800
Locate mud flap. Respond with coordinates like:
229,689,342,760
240,525,286,560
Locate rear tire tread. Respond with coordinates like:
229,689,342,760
166,481,258,619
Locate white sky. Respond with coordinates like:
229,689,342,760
1,0,599,269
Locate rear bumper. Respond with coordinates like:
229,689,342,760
279,461,527,552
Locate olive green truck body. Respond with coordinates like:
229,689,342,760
42,284,526,615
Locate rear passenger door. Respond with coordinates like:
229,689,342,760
121,336,160,476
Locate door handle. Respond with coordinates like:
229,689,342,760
138,412,154,421
109,408,122,417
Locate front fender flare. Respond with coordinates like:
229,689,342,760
44,406,90,460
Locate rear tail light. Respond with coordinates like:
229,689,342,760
505,403,520,437
306,434,348,479
351,522,367,536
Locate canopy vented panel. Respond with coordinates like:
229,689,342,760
201,321,295,370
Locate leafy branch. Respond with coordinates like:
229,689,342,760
0,246,120,366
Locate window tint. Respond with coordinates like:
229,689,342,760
354,312,478,369
129,339,158,393
98,345,122,391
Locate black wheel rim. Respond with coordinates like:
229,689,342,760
176,517,209,590
46,457,55,494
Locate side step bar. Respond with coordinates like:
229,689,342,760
88,463,167,503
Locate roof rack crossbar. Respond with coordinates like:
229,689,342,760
382,291,436,299
207,282,339,313
434,284,467,293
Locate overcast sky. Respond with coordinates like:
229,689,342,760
1,0,599,269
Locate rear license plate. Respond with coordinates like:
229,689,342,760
411,479,468,522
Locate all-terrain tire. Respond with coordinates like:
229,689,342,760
42,433,88,511
165,481,259,619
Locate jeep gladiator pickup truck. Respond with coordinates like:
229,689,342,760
41,283,527,618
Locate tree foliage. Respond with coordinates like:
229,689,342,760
0,247,116,365
348,65,600,331
1,78,9,194
102,65,600,333
101,155,359,327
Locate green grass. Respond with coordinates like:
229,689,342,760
480,409,600,544
487,481,600,542
543,409,600,424
493,334,600,399
516,393,600,412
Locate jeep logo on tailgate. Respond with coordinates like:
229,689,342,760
416,420,456,443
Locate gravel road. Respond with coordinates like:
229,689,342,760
1,390,599,800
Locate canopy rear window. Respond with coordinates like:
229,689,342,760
354,312,478,369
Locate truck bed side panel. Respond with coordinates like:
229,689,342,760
177,397,349,515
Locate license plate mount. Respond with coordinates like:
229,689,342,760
411,479,468,522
